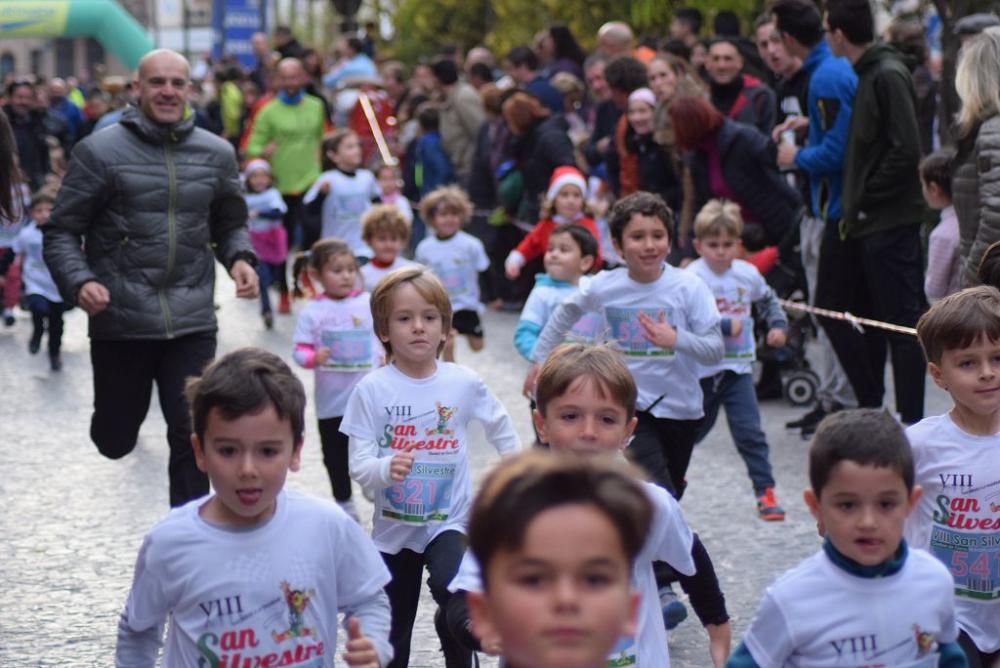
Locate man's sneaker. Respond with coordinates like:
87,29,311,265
785,404,826,431
757,488,786,521
3,308,14,327
659,585,688,630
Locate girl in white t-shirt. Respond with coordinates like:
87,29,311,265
340,266,520,668
303,130,379,258
375,163,413,225
414,186,490,363
291,238,381,521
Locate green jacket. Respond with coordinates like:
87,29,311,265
246,94,326,195
840,44,925,239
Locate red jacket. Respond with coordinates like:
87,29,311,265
507,216,603,270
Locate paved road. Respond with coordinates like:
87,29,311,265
0,272,949,667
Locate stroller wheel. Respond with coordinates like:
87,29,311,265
785,371,818,407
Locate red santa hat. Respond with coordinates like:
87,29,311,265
546,166,587,202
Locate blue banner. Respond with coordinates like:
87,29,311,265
212,0,264,69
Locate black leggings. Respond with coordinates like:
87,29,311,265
317,416,351,501
625,411,702,500
958,630,1000,668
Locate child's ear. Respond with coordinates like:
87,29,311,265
621,589,640,639
532,408,549,444
580,255,596,274
907,484,923,512
803,489,825,536
466,591,499,652
290,438,305,473
191,434,208,474
622,416,638,450
927,362,946,390
692,238,702,256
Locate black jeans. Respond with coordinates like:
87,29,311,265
626,411,702,500
814,223,927,423
382,529,471,668
317,416,351,501
89,331,216,507
26,294,69,356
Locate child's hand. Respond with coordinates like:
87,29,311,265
390,443,416,481
315,347,331,366
248,208,258,219
766,327,787,348
637,311,677,349
706,621,732,668
523,362,540,399
319,181,331,195
343,617,379,667
505,264,521,280
727,318,743,338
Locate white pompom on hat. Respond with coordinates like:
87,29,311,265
546,165,587,202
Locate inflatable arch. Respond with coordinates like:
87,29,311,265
0,0,152,69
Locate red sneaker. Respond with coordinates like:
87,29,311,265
757,488,786,521
278,290,291,314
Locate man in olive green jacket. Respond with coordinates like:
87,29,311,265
816,0,927,425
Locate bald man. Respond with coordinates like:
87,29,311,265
597,20,655,63
44,49,258,507
246,57,327,299
47,76,83,146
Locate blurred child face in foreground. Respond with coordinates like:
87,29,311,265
533,376,636,456
694,231,741,274
805,462,920,566
312,252,357,299
544,230,593,283
192,404,302,528
471,503,639,668
371,231,405,266
614,213,671,283
554,184,584,219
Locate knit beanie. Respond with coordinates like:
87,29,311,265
546,166,587,202
244,158,271,179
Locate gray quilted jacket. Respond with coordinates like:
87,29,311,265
44,107,255,340
955,115,1000,286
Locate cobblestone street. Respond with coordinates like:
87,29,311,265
0,273,950,667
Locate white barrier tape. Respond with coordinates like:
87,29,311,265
778,299,918,337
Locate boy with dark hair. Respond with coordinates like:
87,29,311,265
116,348,393,667
907,287,1000,666
466,450,651,668
772,0,859,436
921,150,960,300
413,103,455,197
818,0,928,426
727,409,965,667
505,45,563,114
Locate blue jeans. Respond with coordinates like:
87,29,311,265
256,262,279,314
696,371,775,496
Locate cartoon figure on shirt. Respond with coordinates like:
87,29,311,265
426,402,457,436
913,624,935,656
272,581,315,643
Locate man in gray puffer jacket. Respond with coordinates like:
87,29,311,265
44,49,259,507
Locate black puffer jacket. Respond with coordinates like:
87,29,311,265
511,114,576,223
44,107,254,340
687,118,803,255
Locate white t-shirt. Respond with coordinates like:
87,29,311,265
117,490,392,667
244,187,288,233
414,231,489,313
533,264,723,419
359,257,416,292
686,258,774,376
904,413,1000,652
449,480,694,667
341,362,521,554
303,169,379,258
12,222,61,303
292,293,382,419
519,274,607,347
742,547,958,667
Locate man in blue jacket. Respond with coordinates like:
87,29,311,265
771,0,858,436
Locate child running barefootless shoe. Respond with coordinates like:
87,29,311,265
727,409,965,667
340,266,521,668
906,287,1000,666
687,200,788,521
115,349,393,667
